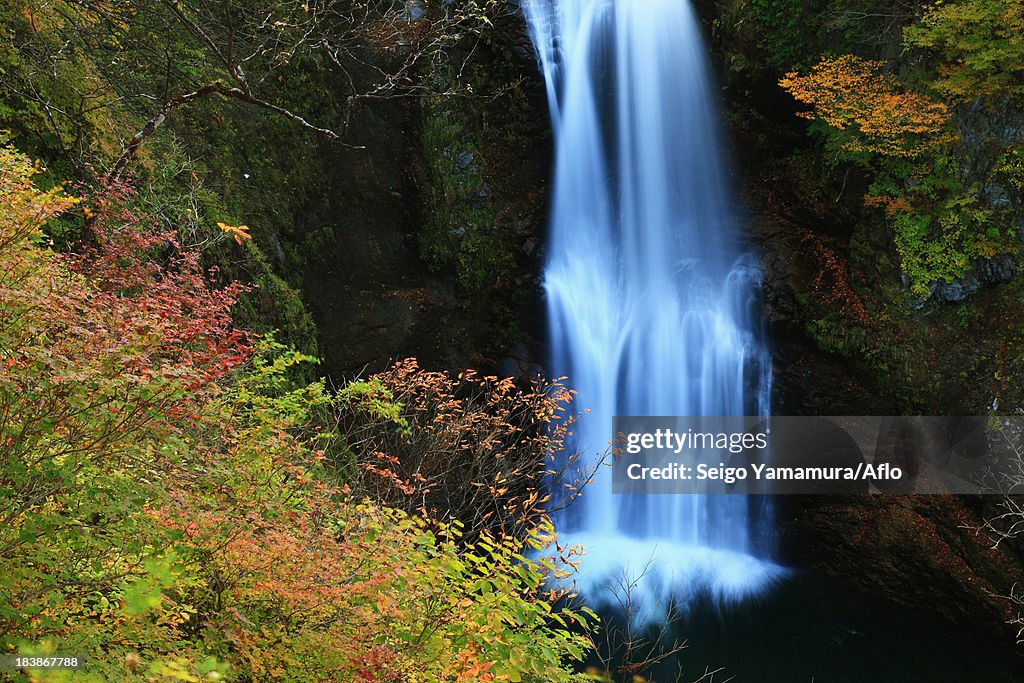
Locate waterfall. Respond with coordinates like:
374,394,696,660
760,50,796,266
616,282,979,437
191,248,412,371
523,0,785,616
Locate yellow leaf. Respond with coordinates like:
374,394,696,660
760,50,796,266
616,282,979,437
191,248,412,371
216,222,252,245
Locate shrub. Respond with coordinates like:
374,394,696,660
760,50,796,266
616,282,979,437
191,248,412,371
0,141,593,681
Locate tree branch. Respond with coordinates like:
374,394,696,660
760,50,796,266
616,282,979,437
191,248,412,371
109,82,229,181
109,80,361,181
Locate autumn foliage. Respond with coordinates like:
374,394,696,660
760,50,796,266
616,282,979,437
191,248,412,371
0,141,252,678
780,55,953,159
338,359,586,539
0,142,593,682
779,49,1015,297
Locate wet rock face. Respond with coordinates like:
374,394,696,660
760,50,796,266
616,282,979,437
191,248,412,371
768,335,894,416
295,14,551,381
920,101,1024,304
748,210,894,415
778,494,1024,642
923,254,1017,304
298,98,443,377
496,341,545,386
959,101,1024,208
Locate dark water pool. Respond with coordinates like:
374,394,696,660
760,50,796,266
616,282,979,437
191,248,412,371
588,570,1024,682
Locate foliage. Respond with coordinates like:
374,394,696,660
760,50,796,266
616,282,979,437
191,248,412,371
337,359,588,539
993,144,1024,192
216,222,251,246
1,142,594,682
150,363,594,683
0,141,249,678
888,194,1006,297
780,55,953,159
420,89,507,297
903,0,1024,102
1,0,513,176
779,51,1020,297
859,150,1012,296
727,0,1024,407
743,0,831,71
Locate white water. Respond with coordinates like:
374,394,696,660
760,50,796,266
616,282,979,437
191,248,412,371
523,0,785,615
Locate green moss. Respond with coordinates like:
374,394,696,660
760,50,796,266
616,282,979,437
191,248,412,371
1,7,326,366
419,93,508,296
230,242,319,367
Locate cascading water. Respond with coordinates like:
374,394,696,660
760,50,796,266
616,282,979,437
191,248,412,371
523,0,785,616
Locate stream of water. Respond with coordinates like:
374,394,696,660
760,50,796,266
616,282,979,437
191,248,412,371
519,4,1024,679
523,0,784,618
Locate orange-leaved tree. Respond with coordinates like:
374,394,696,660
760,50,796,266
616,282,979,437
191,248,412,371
778,54,1012,297
780,54,953,159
